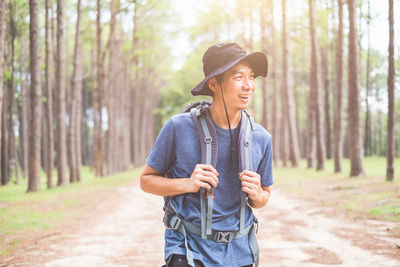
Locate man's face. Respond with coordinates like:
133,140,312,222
218,60,255,111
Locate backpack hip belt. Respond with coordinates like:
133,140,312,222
163,201,259,267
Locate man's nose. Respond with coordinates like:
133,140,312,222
243,77,254,90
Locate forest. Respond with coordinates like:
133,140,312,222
0,0,398,192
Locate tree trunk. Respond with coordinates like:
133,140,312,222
260,4,268,130
322,47,331,159
95,0,105,177
268,0,280,167
7,0,17,183
364,0,371,157
334,0,344,173
28,0,42,192
132,1,141,167
306,87,315,168
1,90,8,185
107,0,117,175
282,0,300,167
309,0,325,170
347,0,364,177
0,0,5,185
386,0,395,181
20,44,29,179
68,0,82,183
45,0,54,188
55,0,68,186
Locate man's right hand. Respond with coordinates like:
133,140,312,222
187,164,219,193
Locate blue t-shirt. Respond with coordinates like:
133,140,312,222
146,112,273,267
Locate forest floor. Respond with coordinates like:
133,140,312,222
2,177,400,267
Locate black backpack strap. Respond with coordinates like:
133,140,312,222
238,110,255,235
190,105,218,239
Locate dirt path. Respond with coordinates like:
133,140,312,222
4,180,400,267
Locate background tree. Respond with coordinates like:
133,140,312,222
309,0,325,170
95,0,105,177
386,0,395,181
56,0,67,186
334,0,345,173
68,0,82,183
27,0,42,192
347,0,365,177
282,0,301,167
44,0,54,188
0,0,6,185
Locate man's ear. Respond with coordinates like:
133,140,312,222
208,77,218,94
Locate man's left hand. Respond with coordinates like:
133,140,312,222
239,170,270,208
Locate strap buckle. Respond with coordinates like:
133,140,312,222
215,231,234,243
206,187,215,199
167,215,182,230
204,137,212,144
163,208,182,230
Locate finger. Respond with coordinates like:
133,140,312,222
241,185,257,196
195,180,212,190
197,174,218,188
240,174,260,184
200,170,219,184
196,164,219,176
242,181,258,189
239,169,257,178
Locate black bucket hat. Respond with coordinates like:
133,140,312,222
191,43,268,96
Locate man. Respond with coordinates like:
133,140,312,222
140,43,273,267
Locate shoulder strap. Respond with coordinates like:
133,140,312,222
238,110,255,234
190,105,218,239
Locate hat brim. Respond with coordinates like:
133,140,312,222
191,52,268,96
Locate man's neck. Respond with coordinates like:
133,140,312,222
208,101,242,129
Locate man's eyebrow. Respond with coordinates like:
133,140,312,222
232,69,254,75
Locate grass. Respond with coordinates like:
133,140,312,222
274,157,400,229
0,166,143,257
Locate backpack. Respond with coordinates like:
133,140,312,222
163,100,259,267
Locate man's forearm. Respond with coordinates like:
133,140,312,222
248,188,270,209
140,174,192,197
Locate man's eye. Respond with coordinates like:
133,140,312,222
234,76,242,80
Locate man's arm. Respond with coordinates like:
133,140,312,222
140,163,219,197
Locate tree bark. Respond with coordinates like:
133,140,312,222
322,47,331,159
68,0,82,183
107,0,117,175
364,0,371,157
45,0,54,188
386,0,395,181
95,0,105,177
268,0,280,167
7,0,17,183
334,0,344,173
20,44,29,179
282,0,300,167
55,0,68,186
309,0,325,170
347,0,364,177
260,4,268,130
0,0,5,185
28,0,42,192
132,1,141,167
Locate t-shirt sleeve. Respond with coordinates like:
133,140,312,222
146,118,176,175
257,137,273,187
